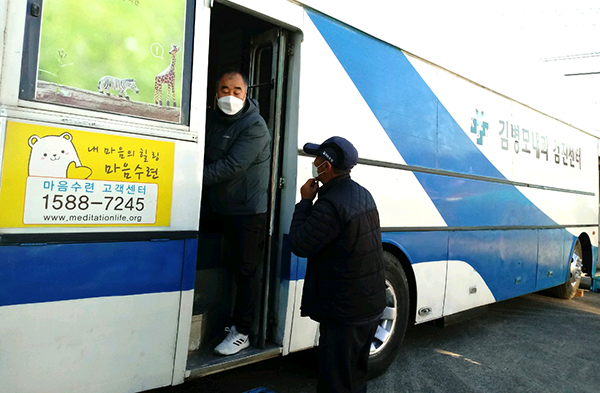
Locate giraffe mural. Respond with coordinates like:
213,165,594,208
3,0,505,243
154,44,179,107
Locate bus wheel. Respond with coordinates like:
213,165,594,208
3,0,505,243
368,250,410,378
549,239,583,299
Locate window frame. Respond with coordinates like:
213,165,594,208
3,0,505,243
17,0,196,135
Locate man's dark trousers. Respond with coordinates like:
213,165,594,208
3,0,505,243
317,320,379,393
201,204,266,336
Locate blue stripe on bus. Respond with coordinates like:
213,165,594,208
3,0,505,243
281,234,308,282
307,11,557,228
382,231,448,265
182,237,198,291
0,238,197,307
383,230,573,301
414,172,556,227
287,229,575,301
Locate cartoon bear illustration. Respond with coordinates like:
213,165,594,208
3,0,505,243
28,132,91,179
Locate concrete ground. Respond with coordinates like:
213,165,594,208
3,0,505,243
151,290,600,393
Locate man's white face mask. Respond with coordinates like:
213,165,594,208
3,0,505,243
312,161,327,179
217,95,245,115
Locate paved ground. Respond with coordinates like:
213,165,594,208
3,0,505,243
151,290,600,393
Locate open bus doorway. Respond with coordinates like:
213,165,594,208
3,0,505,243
189,2,289,375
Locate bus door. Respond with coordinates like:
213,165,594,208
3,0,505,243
189,3,289,377
248,26,288,350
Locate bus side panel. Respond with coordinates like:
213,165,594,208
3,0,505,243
305,10,598,237
173,237,197,385
0,239,194,393
287,7,598,354
448,230,538,304
382,231,449,323
285,254,320,353
383,229,572,319
536,229,569,291
412,57,599,238
382,231,497,322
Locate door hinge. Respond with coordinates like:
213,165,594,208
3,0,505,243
287,42,294,56
278,177,286,189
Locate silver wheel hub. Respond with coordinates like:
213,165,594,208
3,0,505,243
370,279,397,356
569,250,583,287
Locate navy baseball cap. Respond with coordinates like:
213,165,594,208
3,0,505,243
303,136,359,170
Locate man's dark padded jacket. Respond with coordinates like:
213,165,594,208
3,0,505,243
289,174,386,323
204,98,271,215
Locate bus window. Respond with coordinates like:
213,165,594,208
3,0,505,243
19,0,194,125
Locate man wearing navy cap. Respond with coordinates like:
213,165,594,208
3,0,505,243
289,136,386,393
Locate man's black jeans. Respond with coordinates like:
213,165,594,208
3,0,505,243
201,204,267,336
317,320,379,393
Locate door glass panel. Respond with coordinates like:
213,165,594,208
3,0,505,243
252,46,273,125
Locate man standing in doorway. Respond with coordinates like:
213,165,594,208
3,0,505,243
289,137,386,392
202,70,271,356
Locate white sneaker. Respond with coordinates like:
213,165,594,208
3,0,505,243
214,326,250,355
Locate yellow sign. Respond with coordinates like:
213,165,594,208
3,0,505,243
0,121,174,227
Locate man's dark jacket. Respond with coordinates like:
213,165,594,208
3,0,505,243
204,98,271,215
289,174,386,323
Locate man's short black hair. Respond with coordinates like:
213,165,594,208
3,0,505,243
215,69,249,92
332,167,351,175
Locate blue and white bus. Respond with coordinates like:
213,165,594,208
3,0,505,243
1,1,597,392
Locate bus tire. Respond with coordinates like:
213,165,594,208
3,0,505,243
368,250,410,379
548,239,583,300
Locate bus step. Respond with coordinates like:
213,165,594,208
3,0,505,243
186,344,282,380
